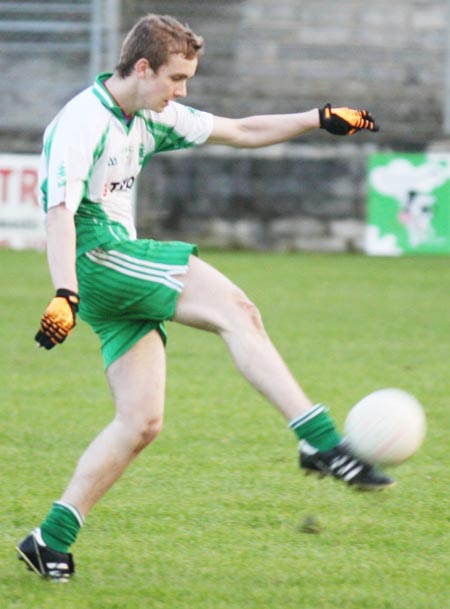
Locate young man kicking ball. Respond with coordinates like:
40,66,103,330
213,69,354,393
17,13,393,582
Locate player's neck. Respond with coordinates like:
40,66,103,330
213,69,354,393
104,74,136,119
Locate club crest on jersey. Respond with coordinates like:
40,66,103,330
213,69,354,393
57,162,66,187
108,156,118,167
139,144,146,166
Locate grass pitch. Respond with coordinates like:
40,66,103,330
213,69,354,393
1,249,449,609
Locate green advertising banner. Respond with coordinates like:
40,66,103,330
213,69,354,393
366,153,450,255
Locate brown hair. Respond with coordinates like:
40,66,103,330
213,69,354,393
116,14,204,77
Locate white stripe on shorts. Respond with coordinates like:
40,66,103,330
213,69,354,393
86,248,188,292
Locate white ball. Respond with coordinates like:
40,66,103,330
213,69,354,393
344,388,426,466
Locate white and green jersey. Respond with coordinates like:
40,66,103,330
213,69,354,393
39,72,214,255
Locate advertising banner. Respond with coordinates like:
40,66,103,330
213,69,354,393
366,153,450,255
0,154,45,250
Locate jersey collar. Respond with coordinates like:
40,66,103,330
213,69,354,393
93,72,134,127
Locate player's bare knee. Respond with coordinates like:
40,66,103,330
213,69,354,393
233,291,266,335
140,415,163,448
130,415,163,454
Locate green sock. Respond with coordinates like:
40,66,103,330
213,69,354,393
40,501,84,553
289,404,341,451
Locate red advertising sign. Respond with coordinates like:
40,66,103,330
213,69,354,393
0,154,45,250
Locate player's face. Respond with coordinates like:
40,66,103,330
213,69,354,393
142,53,198,112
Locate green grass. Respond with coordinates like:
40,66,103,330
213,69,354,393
1,249,449,609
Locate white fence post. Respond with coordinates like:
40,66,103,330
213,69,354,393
89,0,121,82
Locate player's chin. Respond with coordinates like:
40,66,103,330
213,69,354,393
147,100,168,112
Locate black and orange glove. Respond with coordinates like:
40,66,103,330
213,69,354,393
319,103,379,135
35,289,80,349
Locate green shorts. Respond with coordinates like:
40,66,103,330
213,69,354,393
76,239,198,369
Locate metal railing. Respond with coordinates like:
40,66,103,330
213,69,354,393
0,0,120,80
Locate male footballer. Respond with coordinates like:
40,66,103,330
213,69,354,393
17,13,394,582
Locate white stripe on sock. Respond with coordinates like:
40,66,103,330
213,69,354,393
54,501,85,527
288,404,326,430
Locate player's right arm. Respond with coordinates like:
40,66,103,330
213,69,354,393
46,203,78,293
35,95,102,350
35,203,80,350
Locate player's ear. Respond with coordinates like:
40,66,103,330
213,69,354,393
135,58,152,77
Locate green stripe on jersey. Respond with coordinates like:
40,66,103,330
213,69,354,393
41,118,62,212
142,115,197,152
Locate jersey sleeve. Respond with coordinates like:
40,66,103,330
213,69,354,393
146,103,214,154
41,103,108,214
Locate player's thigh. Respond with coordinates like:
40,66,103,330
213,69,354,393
173,255,257,332
106,329,167,426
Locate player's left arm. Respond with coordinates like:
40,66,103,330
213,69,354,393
207,104,378,148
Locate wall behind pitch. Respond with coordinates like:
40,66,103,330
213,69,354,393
126,0,448,147
1,1,448,251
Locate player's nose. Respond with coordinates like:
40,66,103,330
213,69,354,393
175,81,187,98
